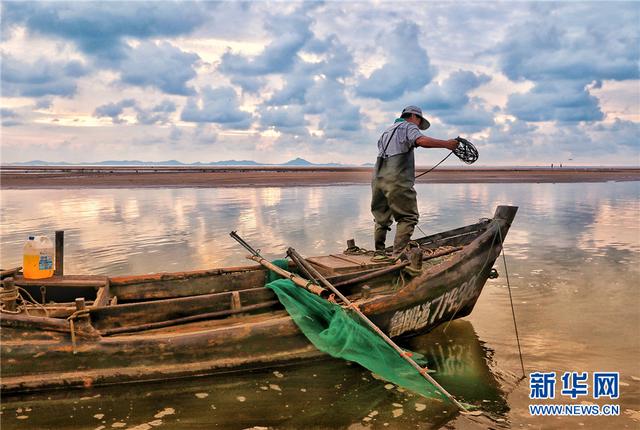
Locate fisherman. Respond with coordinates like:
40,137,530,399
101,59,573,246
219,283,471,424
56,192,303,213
371,106,459,260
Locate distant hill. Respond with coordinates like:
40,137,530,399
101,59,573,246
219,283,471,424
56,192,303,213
8,158,352,167
283,157,312,166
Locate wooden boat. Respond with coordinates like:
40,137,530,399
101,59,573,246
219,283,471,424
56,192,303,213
0,205,517,394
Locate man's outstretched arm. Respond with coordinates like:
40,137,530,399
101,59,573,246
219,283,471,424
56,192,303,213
416,136,458,150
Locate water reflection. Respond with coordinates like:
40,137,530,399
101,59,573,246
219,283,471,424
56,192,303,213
0,321,507,430
1,182,639,429
1,183,638,276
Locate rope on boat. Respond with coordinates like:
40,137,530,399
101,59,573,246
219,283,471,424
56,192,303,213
497,224,526,379
440,221,526,380
67,309,91,354
0,286,49,316
0,286,21,313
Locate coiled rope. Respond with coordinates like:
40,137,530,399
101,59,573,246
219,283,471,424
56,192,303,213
0,286,49,316
452,136,479,165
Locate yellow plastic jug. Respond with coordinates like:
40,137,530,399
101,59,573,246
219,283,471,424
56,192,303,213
23,236,55,279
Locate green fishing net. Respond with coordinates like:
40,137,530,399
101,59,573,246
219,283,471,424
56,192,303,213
265,260,442,400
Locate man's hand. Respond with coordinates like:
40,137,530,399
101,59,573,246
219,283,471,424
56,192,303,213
446,139,459,151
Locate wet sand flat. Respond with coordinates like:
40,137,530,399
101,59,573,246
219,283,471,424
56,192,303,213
1,166,638,188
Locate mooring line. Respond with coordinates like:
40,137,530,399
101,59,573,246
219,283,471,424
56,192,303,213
442,222,500,332
497,225,526,379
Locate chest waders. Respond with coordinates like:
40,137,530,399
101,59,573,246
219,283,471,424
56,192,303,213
371,125,420,254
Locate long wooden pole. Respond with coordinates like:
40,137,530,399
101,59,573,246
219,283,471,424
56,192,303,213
286,247,469,412
247,255,328,299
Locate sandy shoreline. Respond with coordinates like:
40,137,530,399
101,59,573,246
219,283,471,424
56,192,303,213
1,166,638,188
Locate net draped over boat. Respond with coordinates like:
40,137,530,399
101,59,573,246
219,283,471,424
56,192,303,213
265,260,442,400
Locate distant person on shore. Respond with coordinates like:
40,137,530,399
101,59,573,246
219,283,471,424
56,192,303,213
371,106,459,260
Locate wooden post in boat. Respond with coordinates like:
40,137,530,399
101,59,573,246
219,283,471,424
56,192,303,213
409,249,423,271
286,247,470,413
73,298,94,332
361,285,371,299
55,230,64,276
1,277,18,312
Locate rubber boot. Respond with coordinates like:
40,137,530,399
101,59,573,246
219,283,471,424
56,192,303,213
393,222,415,255
374,225,389,251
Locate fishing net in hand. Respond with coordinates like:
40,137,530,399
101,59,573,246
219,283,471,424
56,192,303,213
453,137,479,164
265,260,443,400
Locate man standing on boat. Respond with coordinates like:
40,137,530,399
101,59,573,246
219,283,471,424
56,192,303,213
371,106,459,260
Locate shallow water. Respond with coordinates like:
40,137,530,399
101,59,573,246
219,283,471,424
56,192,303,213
1,182,639,429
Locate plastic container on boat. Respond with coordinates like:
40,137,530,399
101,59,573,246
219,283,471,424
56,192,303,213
23,236,55,279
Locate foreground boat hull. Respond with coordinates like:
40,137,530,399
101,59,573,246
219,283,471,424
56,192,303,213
1,206,517,394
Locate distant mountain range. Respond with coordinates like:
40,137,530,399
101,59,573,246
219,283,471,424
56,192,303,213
8,158,361,167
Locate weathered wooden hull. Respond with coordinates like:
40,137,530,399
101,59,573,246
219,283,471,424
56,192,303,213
1,206,517,394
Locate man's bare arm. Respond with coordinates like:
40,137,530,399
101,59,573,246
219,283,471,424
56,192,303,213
416,136,459,151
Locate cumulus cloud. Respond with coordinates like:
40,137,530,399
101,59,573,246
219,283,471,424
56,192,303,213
494,3,639,126
355,21,436,101
1,107,21,127
1,55,89,98
497,5,640,83
260,105,308,136
181,86,253,129
265,62,316,106
2,2,638,164
34,98,54,110
219,11,313,77
94,99,137,124
422,71,491,110
507,80,603,123
135,100,177,125
395,70,495,132
306,78,362,139
591,119,640,151
307,35,356,80
118,41,200,95
2,1,208,62
265,36,355,107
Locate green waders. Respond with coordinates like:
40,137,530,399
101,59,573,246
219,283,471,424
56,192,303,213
371,151,419,254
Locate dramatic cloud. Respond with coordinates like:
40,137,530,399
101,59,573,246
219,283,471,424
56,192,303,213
1,2,638,165
1,55,89,97
218,10,313,77
181,86,252,129
136,100,177,125
94,99,137,124
118,41,200,95
497,5,640,83
494,3,639,126
94,99,176,125
1,107,20,127
356,21,436,101
507,80,603,123
306,78,362,139
2,1,208,62
265,62,316,106
397,70,495,132
260,105,308,136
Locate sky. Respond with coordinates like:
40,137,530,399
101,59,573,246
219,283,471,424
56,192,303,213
1,1,639,166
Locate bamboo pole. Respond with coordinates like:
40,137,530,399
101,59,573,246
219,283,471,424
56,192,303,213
247,255,329,299
287,247,469,412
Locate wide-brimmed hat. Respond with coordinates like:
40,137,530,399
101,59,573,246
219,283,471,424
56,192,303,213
402,105,430,130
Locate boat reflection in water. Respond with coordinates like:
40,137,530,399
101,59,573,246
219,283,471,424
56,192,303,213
404,320,511,417
0,320,508,430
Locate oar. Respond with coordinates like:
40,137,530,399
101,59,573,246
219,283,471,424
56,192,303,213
286,247,471,413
